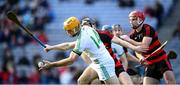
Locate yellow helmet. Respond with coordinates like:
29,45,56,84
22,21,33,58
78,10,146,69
64,16,80,31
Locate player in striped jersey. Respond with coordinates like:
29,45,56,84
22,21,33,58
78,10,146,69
123,10,176,84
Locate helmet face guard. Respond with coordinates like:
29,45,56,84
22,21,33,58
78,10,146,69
64,17,80,37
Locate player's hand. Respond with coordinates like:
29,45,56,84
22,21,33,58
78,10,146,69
120,35,130,41
134,45,148,53
44,44,52,52
139,58,148,66
39,60,52,71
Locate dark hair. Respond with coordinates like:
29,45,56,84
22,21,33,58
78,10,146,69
112,24,122,31
81,17,95,27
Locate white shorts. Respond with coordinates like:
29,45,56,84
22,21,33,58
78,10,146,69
90,62,116,81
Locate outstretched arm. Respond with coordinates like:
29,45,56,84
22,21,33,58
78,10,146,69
121,35,152,47
112,36,148,53
44,41,76,52
39,51,79,70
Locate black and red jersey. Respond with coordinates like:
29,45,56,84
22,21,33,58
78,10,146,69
129,24,167,64
96,30,123,68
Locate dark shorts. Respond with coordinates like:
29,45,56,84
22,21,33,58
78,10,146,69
115,66,125,76
145,59,173,80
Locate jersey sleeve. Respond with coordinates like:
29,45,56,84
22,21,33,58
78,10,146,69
72,31,86,56
106,31,113,40
144,24,155,37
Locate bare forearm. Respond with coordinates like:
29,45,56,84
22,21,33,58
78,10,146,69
51,58,74,67
113,36,139,51
119,40,138,51
127,39,142,46
51,42,75,51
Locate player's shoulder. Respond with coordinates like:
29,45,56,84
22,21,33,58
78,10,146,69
97,30,113,37
128,29,135,36
143,24,155,30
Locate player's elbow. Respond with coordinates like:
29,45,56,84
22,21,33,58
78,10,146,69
68,56,78,64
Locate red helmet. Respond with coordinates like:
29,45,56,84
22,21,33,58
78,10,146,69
129,10,145,21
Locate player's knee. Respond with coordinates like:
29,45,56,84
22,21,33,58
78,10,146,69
165,79,176,84
164,71,176,84
77,78,83,84
77,77,89,84
165,77,176,84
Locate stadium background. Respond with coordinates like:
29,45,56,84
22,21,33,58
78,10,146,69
0,0,180,84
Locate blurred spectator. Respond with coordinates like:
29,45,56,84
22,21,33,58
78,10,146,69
31,31,48,45
32,54,42,70
39,0,49,9
7,0,19,7
40,69,59,84
154,0,164,27
85,0,94,5
28,54,42,84
40,70,49,84
50,69,59,84
58,67,74,84
55,52,66,61
16,56,30,84
1,61,18,84
33,17,45,31
2,47,14,63
144,6,155,17
118,0,135,7
1,47,18,84
173,21,180,39
71,66,84,84
144,0,164,28
0,17,16,48
28,67,40,84
38,31,48,44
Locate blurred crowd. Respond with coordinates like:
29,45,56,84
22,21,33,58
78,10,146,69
0,0,54,48
0,47,83,84
0,0,57,84
0,0,178,84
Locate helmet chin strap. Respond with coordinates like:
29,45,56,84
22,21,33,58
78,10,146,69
132,18,144,29
71,28,80,37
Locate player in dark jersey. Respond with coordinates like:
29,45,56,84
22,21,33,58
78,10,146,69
111,24,144,84
96,27,133,84
122,10,176,84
